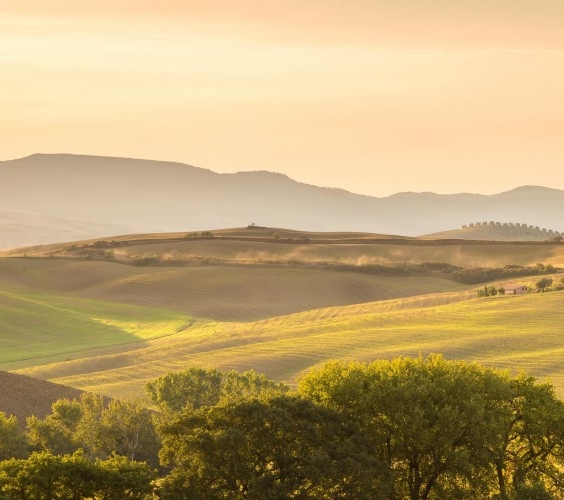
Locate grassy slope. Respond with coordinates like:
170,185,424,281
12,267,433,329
14,289,564,400
0,288,191,364
2,234,563,400
0,258,465,323
0,256,468,374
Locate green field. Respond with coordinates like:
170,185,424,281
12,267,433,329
1,233,563,401
6,285,564,400
0,254,468,370
0,288,192,363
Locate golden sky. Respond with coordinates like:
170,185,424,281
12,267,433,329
2,1,563,196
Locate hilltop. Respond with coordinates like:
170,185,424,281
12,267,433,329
2,154,564,249
2,227,563,282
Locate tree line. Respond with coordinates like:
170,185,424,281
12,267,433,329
325,261,561,285
463,221,562,236
2,357,564,499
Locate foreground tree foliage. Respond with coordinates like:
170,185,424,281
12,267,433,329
158,395,386,499
3,359,564,499
26,398,82,456
27,393,160,467
299,356,564,500
0,412,28,461
0,451,155,500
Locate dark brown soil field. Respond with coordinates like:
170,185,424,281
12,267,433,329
0,371,82,427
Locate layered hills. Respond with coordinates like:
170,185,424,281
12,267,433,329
2,152,564,406
1,230,563,400
2,154,564,249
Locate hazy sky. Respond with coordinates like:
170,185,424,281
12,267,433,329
2,1,563,196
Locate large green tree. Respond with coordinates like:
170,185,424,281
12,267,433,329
146,367,288,415
27,398,82,456
299,355,564,500
0,451,96,500
0,451,155,500
158,394,385,499
95,454,156,500
486,374,564,499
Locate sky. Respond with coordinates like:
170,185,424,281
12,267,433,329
1,0,563,197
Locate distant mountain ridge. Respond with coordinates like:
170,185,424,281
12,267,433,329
1,154,563,249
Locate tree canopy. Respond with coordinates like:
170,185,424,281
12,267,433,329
299,355,564,499
3,358,564,499
145,367,289,415
158,394,385,499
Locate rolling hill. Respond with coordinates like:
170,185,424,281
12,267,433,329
2,154,564,249
0,253,468,356
12,289,564,401
1,231,564,401
3,228,564,268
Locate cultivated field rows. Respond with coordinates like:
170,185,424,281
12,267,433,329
1,235,563,401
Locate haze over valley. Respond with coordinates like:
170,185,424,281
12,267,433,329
2,153,564,249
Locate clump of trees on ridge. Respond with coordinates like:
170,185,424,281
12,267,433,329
462,222,563,241
3,358,564,498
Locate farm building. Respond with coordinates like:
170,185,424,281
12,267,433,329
504,284,528,295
